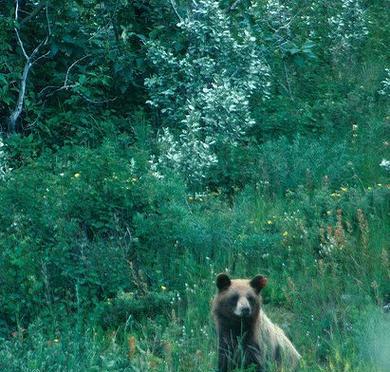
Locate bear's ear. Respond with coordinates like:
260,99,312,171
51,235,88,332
250,275,267,294
216,273,231,291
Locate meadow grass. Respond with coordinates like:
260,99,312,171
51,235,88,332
1,1,389,371
1,180,388,371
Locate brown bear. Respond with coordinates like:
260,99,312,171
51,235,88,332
212,273,301,371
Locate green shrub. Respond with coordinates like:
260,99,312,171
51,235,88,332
0,137,188,325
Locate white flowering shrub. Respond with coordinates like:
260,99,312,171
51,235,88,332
378,69,390,97
248,0,293,53
253,0,368,59
264,0,292,32
145,0,270,184
327,0,369,55
158,115,218,183
0,137,10,180
379,159,390,171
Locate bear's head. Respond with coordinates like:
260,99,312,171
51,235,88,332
213,273,267,321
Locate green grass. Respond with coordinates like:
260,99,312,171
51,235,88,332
1,181,388,371
1,0,389,370
1,297,388,371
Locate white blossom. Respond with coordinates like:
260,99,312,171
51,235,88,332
265,0,292,31
328,0,369,54
379,159,390,171
0,137,10,180
378,69,390,97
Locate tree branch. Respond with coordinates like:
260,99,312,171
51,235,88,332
19,2,45,27
8,60,31,132
169,0,183,22
39,55,117,105
64,55,90,87
8,0,52,133
14,1,29,60
39,55,91,97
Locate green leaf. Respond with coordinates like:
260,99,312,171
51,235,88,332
78,75,86,85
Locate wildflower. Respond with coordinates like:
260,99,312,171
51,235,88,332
74,173,80,178
128,336,136,358
357,209,368,249
335,209,346,247
340,187,348,192
163,341,173,360
267,220,273,225
161,285,167,291
282,231,289,237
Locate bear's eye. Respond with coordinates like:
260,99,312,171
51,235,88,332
247,295,256,304
229,294,239,305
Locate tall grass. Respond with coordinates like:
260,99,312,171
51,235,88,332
1,161,388,370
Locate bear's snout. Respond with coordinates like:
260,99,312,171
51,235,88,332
241,306,251,317
234,297,252,317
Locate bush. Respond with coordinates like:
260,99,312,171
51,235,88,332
0,137,188,325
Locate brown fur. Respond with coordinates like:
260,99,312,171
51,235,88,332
212,274,301,372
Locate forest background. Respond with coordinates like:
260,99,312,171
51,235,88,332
0,0,389,371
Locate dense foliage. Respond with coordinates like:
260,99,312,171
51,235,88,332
0,1,389,371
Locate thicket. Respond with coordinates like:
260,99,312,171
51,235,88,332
0,1,389,371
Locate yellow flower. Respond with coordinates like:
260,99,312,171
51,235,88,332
340,187,348,192
161,285,167,291
282,231,289,237
267,220,273,225
74,173,80,178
